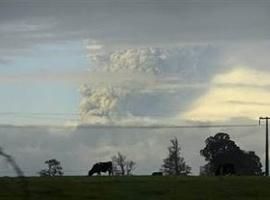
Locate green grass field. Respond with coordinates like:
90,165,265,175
0,176,270,200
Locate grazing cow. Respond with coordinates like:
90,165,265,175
88,161,113,176
152,172,163,176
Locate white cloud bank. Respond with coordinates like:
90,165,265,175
182,67,270,122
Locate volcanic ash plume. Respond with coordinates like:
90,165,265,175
88,47,166,74
80,46,168,125
80,44,220,125
79,85,121,125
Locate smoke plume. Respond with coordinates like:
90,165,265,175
80,44,222,125
80,85,122,124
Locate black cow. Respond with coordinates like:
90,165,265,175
152,172,163,176
88,161,113,176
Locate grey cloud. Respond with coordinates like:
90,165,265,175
0,58,11,65
1,0,270,59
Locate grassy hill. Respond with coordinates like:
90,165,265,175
0,176,270,200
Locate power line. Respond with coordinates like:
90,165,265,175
0,113,260,129
76,124,258,129
0,112,259,129
0,123,258,129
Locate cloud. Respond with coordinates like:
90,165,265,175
0,71,86,84
1,1,270,61
0,58,11,65
226,101,270,106
87,46,165,74
79,45,223,125
87,44,223,77
182,67,270,122
213,67,270,87
79,85,122,124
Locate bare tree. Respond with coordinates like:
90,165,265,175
112,152,136,175
161,137,191,175
39,159,63,177
126,160,136,175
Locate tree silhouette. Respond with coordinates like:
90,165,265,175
39,159,63,177
111,152,136,175
201,132,262,175
161,137,191,175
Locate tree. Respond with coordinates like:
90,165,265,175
201,132,262,175
39,159,63,177
201,132,240,162
161,137,191,175
111,152,136,175
126,160,136,175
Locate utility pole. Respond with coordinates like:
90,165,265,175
259,117,269,176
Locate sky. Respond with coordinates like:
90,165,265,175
0,0,270,176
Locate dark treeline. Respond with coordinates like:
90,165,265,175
0,132,263,177
200,132,262,176
38,132,263,177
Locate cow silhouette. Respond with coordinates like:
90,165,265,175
88,161,113,176
152,172,163,176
